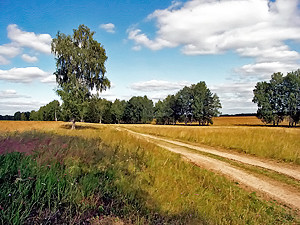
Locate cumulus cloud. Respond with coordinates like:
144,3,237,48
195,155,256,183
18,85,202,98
0,25,52,64
128,29,177,50
7,24,52,54
128,0,300,79
0,67,49,83
21,54,38,63
40,75,56,84
99,23,116,33
130,80,191,92
0,43,22,65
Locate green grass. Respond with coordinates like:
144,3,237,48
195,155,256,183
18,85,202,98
0,128,298,224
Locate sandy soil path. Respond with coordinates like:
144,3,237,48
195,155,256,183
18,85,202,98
118,127,300,211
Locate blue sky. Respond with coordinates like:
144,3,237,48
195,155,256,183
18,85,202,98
0,0,300,115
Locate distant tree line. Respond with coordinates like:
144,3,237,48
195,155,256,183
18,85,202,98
253,69,300,127
155,81,221,125
3,81,221,125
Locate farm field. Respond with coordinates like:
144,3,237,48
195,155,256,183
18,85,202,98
0,118,299,224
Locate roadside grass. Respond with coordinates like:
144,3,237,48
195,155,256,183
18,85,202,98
125,124,300,165
0,122,299,224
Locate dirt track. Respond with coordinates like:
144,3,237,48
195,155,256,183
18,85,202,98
117,127,300,211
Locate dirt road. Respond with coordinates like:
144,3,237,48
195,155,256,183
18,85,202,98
117,127,300,211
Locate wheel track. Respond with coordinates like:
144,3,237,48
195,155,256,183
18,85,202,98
117,127,300,211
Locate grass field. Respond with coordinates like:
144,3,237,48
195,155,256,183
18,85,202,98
0,119,299,224
127,117,300,164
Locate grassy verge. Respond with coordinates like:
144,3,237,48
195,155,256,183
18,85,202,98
0,126,299,224
125,125,300,164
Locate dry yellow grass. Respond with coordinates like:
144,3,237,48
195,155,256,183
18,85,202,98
0,120,299,224
0,119,299,164
0,121,64,132
122,117,300,164
213,116,296,126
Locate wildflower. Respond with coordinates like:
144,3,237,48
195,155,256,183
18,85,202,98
8,194,11,197
0,205,3,210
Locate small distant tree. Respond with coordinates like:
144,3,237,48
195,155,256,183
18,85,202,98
29,110,39,121
14,111,21,121
51,24,110,129
176,86,193,125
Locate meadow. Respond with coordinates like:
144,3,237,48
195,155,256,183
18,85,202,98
0,119,299,224
130,117,300,164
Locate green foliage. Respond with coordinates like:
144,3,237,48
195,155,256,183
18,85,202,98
30,100,61,121
155,82,221,125
111,99,126,124
85,96,113,123
51,25,110,127
154,95,178,125
253,69,300,126
51,25,109,91
123,96,154,123
13,112,21,121
57,81,90,123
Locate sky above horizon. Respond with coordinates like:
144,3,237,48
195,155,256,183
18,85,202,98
1,0,300,115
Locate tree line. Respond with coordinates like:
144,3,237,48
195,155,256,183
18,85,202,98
3,81,221,125
253,69,300,127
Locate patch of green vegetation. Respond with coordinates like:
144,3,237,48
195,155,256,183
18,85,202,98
0,130,298,224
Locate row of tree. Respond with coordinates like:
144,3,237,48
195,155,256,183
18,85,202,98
155,82,221,125
6,81,221,125
253,69,300,127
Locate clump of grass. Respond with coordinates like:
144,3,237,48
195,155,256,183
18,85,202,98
0,128,298,224
127,125,300,164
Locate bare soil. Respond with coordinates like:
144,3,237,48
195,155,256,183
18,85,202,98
118,127,300,212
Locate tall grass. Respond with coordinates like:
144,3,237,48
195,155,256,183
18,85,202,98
0,123,299,224
126,124,300,164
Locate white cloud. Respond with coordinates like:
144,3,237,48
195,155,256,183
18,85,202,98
0,24,52,64
99,23,116,33
0,89,30,99
0,67,49,83
40,74,56,84
21,54,38,63
0,55,10,65
128,0,300,79
0,100,46,115
0,43,22,64
0,43,21,58
209,82,258,114
7,24,52,54
128,29,177,51
130,80,191,92
235,61,300,79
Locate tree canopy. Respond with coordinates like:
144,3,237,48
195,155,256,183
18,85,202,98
51,25,110,129
155,81,221,125
253,69,300,126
